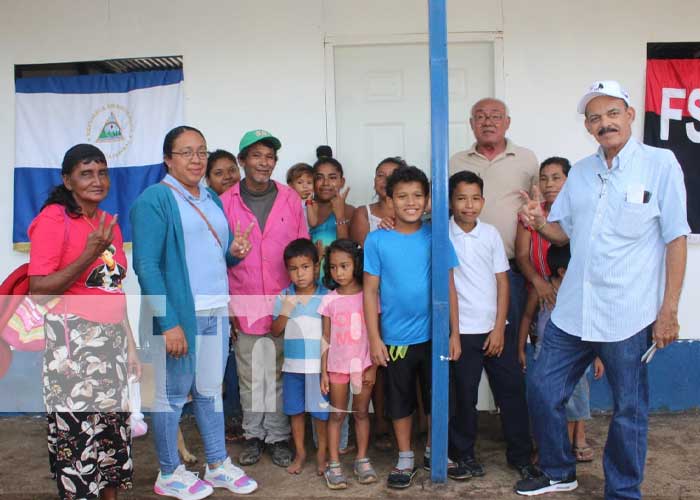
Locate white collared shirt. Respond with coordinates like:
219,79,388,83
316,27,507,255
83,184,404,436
548,138,690,342
449,217,510,334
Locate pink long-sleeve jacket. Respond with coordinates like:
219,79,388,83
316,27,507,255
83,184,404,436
220,181,309,334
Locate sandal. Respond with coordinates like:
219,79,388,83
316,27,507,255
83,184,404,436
387,466,418,489
354,457,378,484
574,445,594,462
324,462,348,490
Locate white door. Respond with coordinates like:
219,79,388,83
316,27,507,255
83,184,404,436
331,39,495,207
330,38,498,410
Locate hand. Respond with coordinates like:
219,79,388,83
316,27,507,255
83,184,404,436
330,186,350,219
370,338,390,367
230,316,242,341
377,216,395,231
449,333,462,362
229,221,255,259
127,342,142,382
320,371,330,395
593,357,605,379
519,185,546,230
518,348,527,372
483,328,505,357
163,325,188,358
84,212,117,259
280,293,299,317
653,305,680,349
533,277,557,310
363,366,377,386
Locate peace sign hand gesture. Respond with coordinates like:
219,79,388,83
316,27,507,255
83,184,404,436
230,221,255,259
519,185,546,229
84,212,117,260
330,186,350,219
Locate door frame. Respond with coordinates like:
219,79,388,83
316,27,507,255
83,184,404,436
323,32,504,152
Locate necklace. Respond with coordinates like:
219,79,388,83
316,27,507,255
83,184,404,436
82,212,99,231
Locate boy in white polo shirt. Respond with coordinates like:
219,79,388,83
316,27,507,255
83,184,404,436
447,171,536,480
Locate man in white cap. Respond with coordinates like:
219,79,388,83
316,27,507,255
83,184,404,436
515,81,689,498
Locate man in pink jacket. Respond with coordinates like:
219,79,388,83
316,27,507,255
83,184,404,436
220,130,309,467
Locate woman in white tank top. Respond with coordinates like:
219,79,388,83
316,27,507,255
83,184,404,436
350,157,405,244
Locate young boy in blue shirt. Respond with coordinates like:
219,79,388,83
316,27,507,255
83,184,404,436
271,238,329,476
447,171,537,481
363,166,462,489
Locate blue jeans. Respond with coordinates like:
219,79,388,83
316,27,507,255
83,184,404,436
528,320,651,500
151,307,230,474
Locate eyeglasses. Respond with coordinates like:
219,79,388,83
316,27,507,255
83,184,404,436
472,112,505,123
171,150,209,160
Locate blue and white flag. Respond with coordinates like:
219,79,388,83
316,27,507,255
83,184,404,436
14,69,184,245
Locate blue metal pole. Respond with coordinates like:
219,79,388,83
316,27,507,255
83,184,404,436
428,0,450,484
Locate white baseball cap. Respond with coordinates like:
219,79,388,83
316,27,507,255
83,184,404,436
577,80,631,114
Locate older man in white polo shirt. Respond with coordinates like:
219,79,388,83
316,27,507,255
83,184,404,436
516,81,689,499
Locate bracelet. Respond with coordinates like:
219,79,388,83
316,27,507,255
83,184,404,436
335,218,350,225
534,220,547,231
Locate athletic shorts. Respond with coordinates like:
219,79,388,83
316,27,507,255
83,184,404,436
282,372,329,421
384,341,431,420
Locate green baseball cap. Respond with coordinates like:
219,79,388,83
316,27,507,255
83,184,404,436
239,129,282,153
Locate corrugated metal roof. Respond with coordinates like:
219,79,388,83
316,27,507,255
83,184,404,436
15,56,183,79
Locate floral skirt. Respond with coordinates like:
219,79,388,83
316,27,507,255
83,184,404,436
47,412,132,499
43,313,132,499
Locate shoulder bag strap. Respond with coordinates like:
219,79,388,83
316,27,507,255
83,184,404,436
161,181,223,248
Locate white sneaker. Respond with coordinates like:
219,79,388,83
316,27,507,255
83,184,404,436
205,457,258,494
154,464,213,500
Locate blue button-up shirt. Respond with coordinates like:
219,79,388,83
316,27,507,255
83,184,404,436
164,174,230,311
548,138,690,342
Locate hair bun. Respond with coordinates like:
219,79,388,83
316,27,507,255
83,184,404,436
316,145,333,159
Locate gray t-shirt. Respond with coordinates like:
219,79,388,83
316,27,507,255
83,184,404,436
240,180,278,231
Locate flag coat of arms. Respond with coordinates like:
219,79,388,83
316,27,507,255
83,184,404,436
13,69,184,246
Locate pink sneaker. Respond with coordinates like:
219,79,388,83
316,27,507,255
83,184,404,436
204,457,258,494
154,465,213,500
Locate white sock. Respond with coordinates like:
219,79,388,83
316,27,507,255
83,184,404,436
397,450,414,470
424,446,431,458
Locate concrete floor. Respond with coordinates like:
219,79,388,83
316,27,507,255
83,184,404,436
0,411,698,499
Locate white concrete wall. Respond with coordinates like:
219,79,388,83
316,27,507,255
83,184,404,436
1,0,698,338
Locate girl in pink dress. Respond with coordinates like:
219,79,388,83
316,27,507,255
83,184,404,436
319,239,377,489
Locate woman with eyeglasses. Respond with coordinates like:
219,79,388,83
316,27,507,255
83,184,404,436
130,126,258,499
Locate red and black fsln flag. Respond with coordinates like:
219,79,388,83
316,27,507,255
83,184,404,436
645,42,700,233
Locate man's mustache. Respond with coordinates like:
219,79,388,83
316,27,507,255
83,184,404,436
598,126,618,136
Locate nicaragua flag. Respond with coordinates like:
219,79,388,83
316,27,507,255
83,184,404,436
13,69,184,247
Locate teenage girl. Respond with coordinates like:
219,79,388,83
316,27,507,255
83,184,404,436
349,156,405,244
309,156,355,254
319,239,377,489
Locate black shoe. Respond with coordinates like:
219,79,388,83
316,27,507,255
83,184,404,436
510,462,542,481
423,454,430,471
461,457,485,477
387,467,418,489
515,473,578,496
447,460,472,481
268,440,293,467
239,437,264,466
